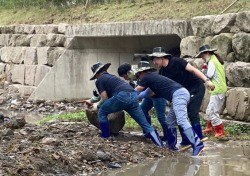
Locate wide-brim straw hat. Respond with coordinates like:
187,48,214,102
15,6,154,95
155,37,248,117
90,62,111,80
148,47,172,59
195,44,217,58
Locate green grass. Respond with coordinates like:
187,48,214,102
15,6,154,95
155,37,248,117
200,116,250,140
0,0,249,25
38,111,88,124
38,109,250,140
124,110,161,131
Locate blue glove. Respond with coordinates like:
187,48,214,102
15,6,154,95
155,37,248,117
138,88,153,100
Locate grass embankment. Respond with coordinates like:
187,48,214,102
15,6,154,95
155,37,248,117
39,110,250,140
0,0,249,25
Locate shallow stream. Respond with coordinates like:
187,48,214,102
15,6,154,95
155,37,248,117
102,139,250,176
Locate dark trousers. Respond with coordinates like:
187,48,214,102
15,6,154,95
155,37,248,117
187,82,205,125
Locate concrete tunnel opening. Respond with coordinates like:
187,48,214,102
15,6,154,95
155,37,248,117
69,34,181,57
30,34,182,101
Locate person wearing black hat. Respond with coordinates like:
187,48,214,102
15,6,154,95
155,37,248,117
149,47,214,147
89,62,164,147
195,44,227,138
118,61,169,142
134,65,204,156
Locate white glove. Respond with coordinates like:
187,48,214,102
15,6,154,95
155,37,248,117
205,80,215,91
89,103,98,111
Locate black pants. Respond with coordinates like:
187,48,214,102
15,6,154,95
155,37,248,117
187,82,205,125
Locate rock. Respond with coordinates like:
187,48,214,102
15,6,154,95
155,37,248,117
180,36,204,57
5,115,26,129
191,15,216,37
86,110,125,135
235,11,250,33
96,150,110,161
210,33,233,59
1,128,14,136
232,33,250,62
41,137,59,146
225,88,250,122
226,62,250,87
211,13,236,34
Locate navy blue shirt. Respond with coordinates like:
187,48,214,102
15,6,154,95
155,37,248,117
159,57,203,91
96,72,134,98
139,72,182,101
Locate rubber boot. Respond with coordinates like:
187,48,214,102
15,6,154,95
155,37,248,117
145,115,151,125
161,124,169,147
178,126,190,146
192,123,203,140
214,123,225,138
166,128,178,151
183,128,205,156
142,115,151,138
146,130,164,148
99,121,110,138
202,121,213,134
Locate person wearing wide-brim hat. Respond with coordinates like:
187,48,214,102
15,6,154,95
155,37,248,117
88,62,164,148
195,44,217,58
195,44,227,138
89,62,111,80
148,46,214,147
134,63,205,156
148,47,172,59
118,61,169,142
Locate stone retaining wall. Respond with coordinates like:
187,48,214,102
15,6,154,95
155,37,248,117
0,11,249,122
0,24,69,97
181,11,250,122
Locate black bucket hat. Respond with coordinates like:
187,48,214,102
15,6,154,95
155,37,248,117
148,47,172,59
90,62,111,80
195,44,217,58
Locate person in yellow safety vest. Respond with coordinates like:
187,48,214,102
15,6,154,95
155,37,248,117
195,44,227,138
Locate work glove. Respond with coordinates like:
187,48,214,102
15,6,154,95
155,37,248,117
90,96,101,103
205,80,215,91
97,99,107,109
81,100,93,109
90,103,98,111
81,100,98,111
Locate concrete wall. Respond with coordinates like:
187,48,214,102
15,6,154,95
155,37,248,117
30,35,181,100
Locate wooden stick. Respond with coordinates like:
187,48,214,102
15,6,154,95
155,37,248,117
220,0,240,14
179,137,209,152
85,0,89,9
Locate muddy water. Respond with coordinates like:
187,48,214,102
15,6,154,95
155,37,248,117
103,140,250,176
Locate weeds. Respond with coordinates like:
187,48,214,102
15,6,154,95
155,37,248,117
224,124,249,135
38,110,250,140
124,110,161,131
38,111,87,124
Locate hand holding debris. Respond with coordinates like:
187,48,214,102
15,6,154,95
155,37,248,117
81,100,93,109
205,80,215,91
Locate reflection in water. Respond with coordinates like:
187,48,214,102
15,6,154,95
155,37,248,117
103,143,250,176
